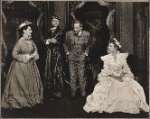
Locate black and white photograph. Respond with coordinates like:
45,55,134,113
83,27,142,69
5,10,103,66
0,0,149,118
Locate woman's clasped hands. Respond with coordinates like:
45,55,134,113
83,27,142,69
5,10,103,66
110,72,125,82
24,54,34,63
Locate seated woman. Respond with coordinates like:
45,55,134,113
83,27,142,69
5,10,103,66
83,37,149,114
1,21,44,109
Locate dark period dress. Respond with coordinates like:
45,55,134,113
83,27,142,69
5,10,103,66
44,27,65,98
1,37,44,108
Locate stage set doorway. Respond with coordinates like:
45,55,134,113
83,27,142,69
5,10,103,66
65,1,149,97
2,1,149,97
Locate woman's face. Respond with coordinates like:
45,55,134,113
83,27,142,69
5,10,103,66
23,26,32,37
51,19,59,27
107,43,117,54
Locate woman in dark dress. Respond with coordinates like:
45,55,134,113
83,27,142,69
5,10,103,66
1,21,43,108
44,16,65,99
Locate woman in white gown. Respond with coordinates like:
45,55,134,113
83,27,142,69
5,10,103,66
83,38,149,114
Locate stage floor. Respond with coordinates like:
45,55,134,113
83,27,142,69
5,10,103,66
1,95,149,118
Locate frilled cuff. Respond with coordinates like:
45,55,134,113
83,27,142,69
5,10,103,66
122,64,134,78
13,54,28,63
122,74,134,81
32,52,39,61
100,68,112,77
45,40,49,45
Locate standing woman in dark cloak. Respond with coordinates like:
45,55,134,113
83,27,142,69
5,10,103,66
44,16,65,99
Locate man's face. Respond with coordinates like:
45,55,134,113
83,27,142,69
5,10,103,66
51,19,59,27
73,23,82,33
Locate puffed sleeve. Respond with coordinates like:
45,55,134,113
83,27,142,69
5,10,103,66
12,41,28,63
99,55,112,76
31,40,39,61
122,53,134,78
